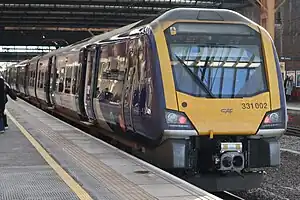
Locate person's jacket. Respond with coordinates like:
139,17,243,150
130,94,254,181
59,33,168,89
4,82,17,104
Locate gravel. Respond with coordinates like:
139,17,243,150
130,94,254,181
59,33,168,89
232,135,300,200
288,110,300,128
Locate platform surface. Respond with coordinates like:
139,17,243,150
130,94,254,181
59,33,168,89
0,118,79,200
287,102,300,111
3,98,221,200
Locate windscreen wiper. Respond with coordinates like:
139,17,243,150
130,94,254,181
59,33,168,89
174,54,215,98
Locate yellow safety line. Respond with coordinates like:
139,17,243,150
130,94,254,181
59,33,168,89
6,111,93,200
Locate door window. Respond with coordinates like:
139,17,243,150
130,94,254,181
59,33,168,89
96,42,126,103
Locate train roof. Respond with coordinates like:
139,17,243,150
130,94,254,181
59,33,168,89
152,8,252,24
51,8,254,54
15,7,256,67
15,59,31,67
41,20,144,58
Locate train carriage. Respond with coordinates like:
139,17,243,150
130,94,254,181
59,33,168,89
5,8,287,192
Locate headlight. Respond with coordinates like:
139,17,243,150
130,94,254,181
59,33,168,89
260,109,286,129
165,110,193,129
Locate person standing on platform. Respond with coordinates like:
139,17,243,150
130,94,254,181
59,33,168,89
284,75,293,101
0,77,6,133
0,76,17,131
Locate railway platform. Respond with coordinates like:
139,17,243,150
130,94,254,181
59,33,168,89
287,102,300,111
1,98,221,200
287,102,300,128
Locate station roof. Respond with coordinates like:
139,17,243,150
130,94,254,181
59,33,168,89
0,0,250,31
0,0,252,43
0,0,252,62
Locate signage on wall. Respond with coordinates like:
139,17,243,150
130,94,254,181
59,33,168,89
286,71,296,86
280,56,292,61
280,62,285,71
296,71,300,87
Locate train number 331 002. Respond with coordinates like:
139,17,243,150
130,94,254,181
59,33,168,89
241,103,268,109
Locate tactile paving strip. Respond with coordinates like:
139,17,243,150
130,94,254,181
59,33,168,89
0,166,80,200
0,116,80,200
0,118,47,167
7,102,158,200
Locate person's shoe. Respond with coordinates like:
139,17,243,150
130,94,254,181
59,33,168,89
0,130,4,134
5,126,8,130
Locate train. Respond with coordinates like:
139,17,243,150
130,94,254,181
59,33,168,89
4,8,287,192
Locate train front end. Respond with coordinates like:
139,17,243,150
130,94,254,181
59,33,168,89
150,8,287,191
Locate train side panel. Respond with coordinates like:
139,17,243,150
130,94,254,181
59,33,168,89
18,65,27,95
93,31,163,141
27,59,39,99
59,52,80,112
36,58,49,103
52,54,65,107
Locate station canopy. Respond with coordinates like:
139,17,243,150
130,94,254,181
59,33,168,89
0,0,251,31
0,0,252,62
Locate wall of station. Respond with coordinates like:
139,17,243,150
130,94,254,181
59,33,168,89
237,1,300,100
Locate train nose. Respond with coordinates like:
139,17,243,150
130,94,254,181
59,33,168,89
219,151,245,171
222,156,232,168
232,155,243,167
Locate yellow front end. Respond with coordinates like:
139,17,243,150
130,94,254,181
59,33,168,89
152,20,284,136
146,9,286,191
177,92,270,135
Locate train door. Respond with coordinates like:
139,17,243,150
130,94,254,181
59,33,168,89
76,48,88,119
123,37,138,132
34,58,40,100
24,64,30,96
11,68,16,90
45,56,53,106
49,56,57,106
19,66,25,94
16,67,20,93
131,35,151,136
83,45,98,122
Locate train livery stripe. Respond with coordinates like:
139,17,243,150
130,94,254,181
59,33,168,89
259,27,281,110
152,24,178,110
7,111,93,200
272,43,287,127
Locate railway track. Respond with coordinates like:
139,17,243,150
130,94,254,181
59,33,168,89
286,126,300,137
213,191,245,200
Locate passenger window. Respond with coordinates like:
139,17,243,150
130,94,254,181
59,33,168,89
64,66,72,94
37,70,41,88
57,67,65,93
29,71,31,87
19,67,24,86
50,56,57,92
96,42,126,103
137,35,153,115
29,65,36,88
41,72,45,89
123,38,138,106
72,65,78,94
75,64,81,95
95,45,108,98
86,52,94,91
144,36,153,114
33,71,36,87
37,62,46,89
31,71,33,87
